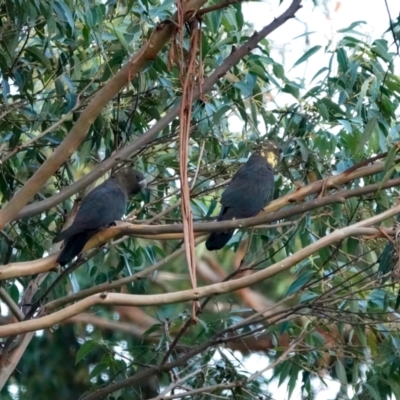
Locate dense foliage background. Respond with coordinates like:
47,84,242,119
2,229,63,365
1,0,400,399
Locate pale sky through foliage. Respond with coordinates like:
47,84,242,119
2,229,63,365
225,0,400,135
221,1,400,399
245,0,400,81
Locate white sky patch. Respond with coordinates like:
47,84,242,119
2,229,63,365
244,0,400,76
226,0,400,134
226,1,400,158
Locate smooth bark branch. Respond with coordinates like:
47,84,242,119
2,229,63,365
0,254,58,281
117,165,400,235
0,333,35,388
1,172,399,281
46,243,191,311
0,214,399,338
14,0,303,222
0,0,209,229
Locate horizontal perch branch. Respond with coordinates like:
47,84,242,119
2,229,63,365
0,203,399,338
1,168,399,281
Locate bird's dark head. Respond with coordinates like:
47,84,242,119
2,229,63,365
256,140,281,168
113,168,147,196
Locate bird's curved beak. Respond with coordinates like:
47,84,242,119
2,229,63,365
139,178,147,189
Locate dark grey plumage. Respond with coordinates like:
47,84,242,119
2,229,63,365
54,168,146,265
206,141,280,251
378,217,400,309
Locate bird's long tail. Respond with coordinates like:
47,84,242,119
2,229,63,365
205,229,234,251
56,231,96,266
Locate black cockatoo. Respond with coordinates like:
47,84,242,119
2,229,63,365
378,217,400,308
54,168,146,265
206,141,281,251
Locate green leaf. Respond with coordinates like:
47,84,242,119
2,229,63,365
143,323,162,337
282,83,300,99
25,46,51,68
338,119,352,133
352,360,359,385
89,362,109,379
321,97,345,116
75,341,99,365
311,67,329,82
338,21,366,33
355,76,375,112
53,0,74,29
233,3,243,31
278,360,292,386
363,383,381,400
287,364,300,398
9,284,20,304
104,22,130,51
293,46,322,68
205,9,222,34
286,270,314,295
335,360,348,385
357,118,377,153
316,100,329,120
300,291,318,303
273,63,285,80
336,48,349,72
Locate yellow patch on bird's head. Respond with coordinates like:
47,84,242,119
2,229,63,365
258,140,281,168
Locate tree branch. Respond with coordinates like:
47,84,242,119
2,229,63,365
14,0,303,222
0,0,209,229
2,171,400,281
0,333,35,388
79,299,302,400
0,288,23,321
0,215,398,338
45,241,191,311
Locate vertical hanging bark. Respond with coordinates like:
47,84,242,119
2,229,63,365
177,6,201,316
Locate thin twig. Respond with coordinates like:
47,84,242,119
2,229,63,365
0,288,23,321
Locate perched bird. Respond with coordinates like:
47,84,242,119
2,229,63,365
206,141,281,251
378,217,400,308
54,168,146,265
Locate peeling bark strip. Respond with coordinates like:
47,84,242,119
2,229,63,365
176,8,201,316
